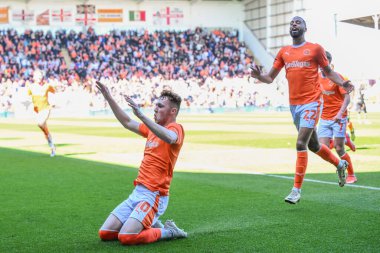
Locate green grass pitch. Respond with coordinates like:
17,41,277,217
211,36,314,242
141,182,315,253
1,112,379,252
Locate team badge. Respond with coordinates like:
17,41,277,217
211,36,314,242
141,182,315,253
303,49,310,55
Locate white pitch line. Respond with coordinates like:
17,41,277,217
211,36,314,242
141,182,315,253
258,172,380,191
180,164,380,191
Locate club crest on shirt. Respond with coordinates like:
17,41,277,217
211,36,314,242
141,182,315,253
303,49,310,55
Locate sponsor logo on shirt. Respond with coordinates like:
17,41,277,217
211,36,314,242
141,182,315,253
146,140,159,148
285,61,311,69
322,90,335,95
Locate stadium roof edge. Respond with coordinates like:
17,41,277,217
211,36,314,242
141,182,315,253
340,13,380,30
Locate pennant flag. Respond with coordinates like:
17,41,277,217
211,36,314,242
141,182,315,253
52,9,72,23
37,9,49,25
12,9,34,22
129,10,146,21
0,7,9,24
98,9,123,22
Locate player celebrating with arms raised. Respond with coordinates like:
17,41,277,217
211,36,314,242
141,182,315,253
250,16,354,204
318,51,357,184
96,81,187,245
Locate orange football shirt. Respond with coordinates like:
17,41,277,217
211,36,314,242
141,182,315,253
134,122,184,196
28,83,55,113
273,42,329,105
319,72,348,120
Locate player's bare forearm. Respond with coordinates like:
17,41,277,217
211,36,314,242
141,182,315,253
337,94,351,119
250,67,279,84
325,71,345,86
105,96,131,126
323,67,353,91
139,114,178,144
256,75,274,84
96,81,140,134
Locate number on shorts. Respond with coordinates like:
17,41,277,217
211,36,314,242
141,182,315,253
339,122,344,131
138,202,150,212
303,110,317,121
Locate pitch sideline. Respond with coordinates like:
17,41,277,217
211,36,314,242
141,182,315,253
250,171,380,191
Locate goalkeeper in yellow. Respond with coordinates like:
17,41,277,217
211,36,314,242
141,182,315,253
28,70,56,157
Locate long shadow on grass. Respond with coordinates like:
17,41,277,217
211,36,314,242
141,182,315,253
1,147,379,253
0,137,23,140
55,143,80,147
64,152,97,156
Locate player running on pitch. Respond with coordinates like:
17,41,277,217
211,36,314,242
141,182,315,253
27,69,56,157
250,16,354,204
318,51,357,184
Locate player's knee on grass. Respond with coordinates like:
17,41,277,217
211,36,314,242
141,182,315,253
99,230,119,241
118,233,141,245
118,228,161,245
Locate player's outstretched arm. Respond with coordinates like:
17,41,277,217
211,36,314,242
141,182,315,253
322,65,354,93
95,81,141,135
124,96,178,144
250,65,280,84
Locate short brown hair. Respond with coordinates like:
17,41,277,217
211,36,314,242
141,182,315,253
160,90,182,113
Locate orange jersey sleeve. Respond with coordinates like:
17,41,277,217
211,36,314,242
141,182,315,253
134,122,185,195
320,72,348,120
273,42,329,105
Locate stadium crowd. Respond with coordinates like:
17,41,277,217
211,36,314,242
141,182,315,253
1,27,288,114
0,28,376,116
0,27,253,81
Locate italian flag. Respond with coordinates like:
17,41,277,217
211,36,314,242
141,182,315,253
129,10,146,21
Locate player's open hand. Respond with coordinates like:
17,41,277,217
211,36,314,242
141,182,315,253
250,64,262,79
124,95,144,118
95,81,111,98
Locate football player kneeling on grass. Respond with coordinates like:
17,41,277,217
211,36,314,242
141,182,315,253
96,81,187,245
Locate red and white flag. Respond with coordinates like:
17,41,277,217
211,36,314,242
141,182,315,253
12,9,34,22
76,4,96,25
51,9,73,23
153,7,183,26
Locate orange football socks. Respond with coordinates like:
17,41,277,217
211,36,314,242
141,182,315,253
315,144,339,167
118,228,161,245
341,153,354,176
294,151,308,189
99,230,119,241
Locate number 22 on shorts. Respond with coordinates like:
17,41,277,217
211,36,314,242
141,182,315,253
303,110,317,121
